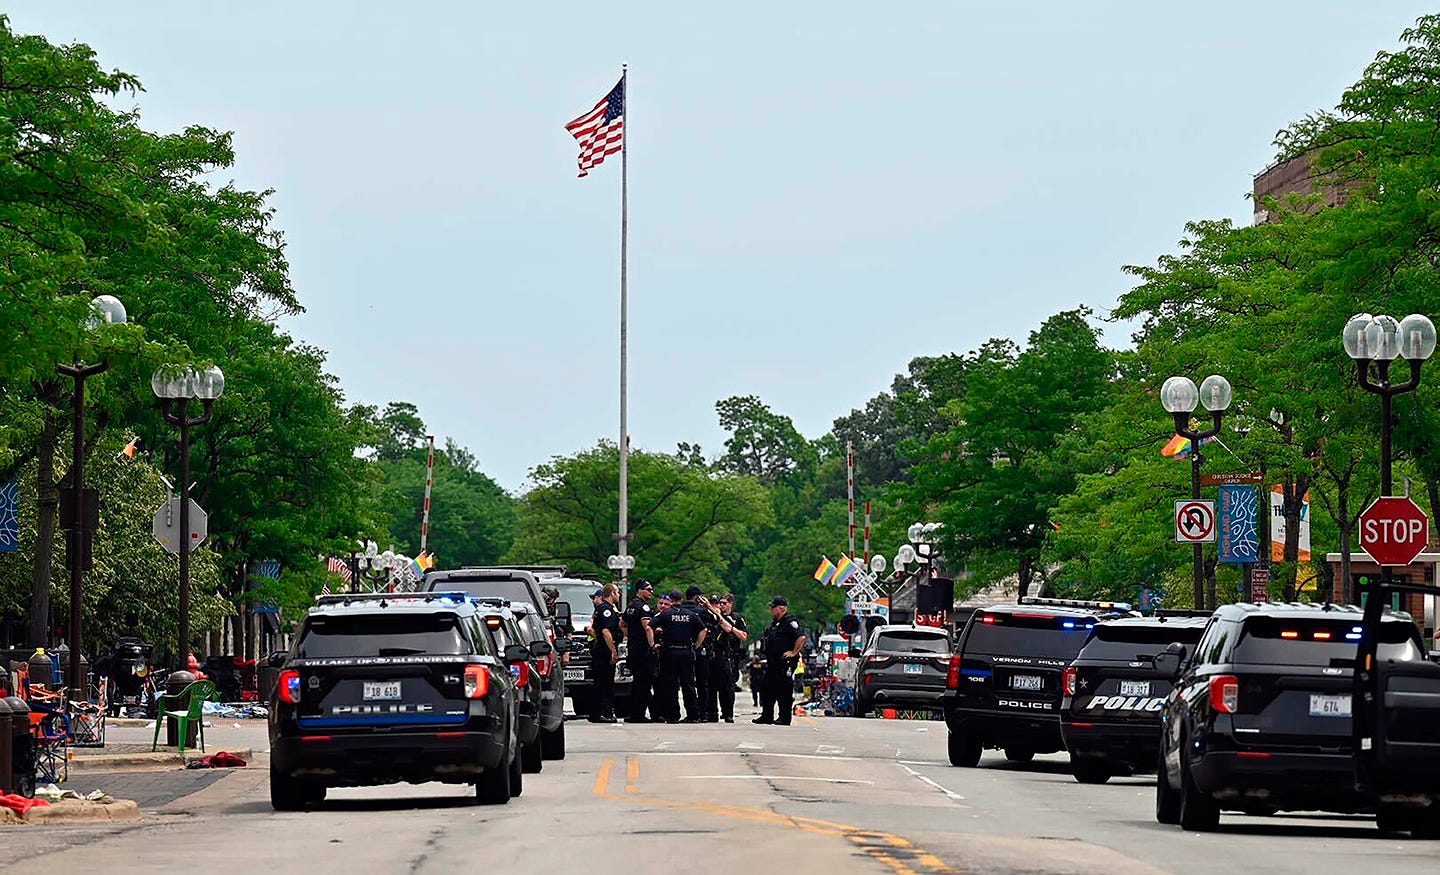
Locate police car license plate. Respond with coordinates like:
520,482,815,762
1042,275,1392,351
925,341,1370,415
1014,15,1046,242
363,681,401,701
1309,693,1351,717
903,663,923,674
563,668,585,682
1010,674,1043,691
1119,680,1151,697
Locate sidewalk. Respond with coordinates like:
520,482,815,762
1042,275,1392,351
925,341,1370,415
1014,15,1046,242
68,719,265,771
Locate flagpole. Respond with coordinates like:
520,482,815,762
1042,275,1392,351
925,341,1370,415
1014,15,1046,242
617,62,630,582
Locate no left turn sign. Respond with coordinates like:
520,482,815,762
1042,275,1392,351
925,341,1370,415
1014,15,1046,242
1175,500,1217,544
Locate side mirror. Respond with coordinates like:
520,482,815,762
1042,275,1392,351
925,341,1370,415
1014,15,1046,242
265,651,288,669
530,641,553,658
1152,642,1186,680
553,601,572,623
552,637,573,653
849,648,863,659
503,644,532,665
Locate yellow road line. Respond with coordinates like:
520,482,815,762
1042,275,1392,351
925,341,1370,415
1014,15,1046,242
593,756,957,875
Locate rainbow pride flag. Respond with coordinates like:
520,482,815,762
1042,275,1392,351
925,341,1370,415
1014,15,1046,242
1161,433,1216,459
832,554,856,587
813,556,837,584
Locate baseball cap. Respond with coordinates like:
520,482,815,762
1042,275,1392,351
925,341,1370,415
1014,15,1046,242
667,590,684,602
685,585,704,598
769,595,788,608
636,580,653,591
591,589,605,599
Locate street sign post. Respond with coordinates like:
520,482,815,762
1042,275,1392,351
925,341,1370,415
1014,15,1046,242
1249,566,1270,603
1174,500,1217,543
1358,497,1430,566
152,497,206,554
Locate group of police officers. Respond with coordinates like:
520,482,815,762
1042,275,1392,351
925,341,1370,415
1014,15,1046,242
582,581,807,726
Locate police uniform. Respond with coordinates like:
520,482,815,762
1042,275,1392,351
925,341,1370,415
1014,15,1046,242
707,608,745,722
685,590,718,720
589,597,623,722
757,600,804,725
652,594,704,722
622,588,656,722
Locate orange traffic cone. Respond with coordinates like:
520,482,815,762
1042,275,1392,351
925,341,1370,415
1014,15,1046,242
882,708,898,720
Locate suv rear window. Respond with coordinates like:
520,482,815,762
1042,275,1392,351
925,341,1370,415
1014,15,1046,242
874,630,950,653
963,613,1095,660
295,613,473,659
436,580,537,608
1080,623,1205,661
1234,617,1424,665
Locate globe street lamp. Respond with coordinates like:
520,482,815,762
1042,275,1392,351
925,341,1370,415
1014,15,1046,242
55,295,126,700
351,540,402,592
153,364,224,669
1162,373,1233,611
1342,313,1437,495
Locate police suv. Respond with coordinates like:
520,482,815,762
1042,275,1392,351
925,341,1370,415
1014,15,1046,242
268,592,531,809
1059,613,1208,783
943,597,1131,767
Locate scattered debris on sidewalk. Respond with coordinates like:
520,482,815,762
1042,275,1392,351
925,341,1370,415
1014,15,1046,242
201,701,269,719
185,750,248,769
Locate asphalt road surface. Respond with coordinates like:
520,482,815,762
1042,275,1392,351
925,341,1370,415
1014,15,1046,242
2,705,1434,874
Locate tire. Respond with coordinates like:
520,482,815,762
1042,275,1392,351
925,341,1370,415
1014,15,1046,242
1408,807,1440,839
1178,744,1220,832
1004,747,1035,764
304,784,327,805
270,767,308,812
854,697,871,718
1071,757,1111,784
476,749,513,805
570,692,592,718
1155,753,1181,825
509,743,525,797
947,729,982,768
541,721,566,760
1375,808,1412,834
522,737,544,774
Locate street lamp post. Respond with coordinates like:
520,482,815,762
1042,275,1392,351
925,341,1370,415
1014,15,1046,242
1161,374,1233,611
153,365,225,669
351,540,399,592
56,295,127,701
1342,313,1437,495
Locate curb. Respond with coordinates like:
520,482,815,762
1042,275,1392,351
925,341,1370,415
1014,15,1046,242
1,798,143,824
69,747,254,772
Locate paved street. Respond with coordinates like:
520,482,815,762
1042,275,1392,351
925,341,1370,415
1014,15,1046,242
2,705,1434,874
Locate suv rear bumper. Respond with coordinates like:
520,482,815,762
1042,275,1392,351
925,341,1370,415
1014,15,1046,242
1061,718,1159,765
1191,746,1370,809
863,683,945,710
273,727,506,787
946,705,1064,752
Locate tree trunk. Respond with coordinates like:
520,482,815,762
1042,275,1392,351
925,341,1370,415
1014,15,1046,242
1281,475,1308,602
28,411,59,647
1017,555,1035,599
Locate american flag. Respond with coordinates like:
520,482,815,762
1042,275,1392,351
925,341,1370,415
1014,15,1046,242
326,556,352,584
565,77,624,178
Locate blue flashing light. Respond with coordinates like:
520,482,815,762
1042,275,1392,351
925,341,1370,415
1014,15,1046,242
1062,621,1076,629
1346,633,1363,640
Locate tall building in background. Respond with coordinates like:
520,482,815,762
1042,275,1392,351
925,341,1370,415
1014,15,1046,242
1252,152,1359,224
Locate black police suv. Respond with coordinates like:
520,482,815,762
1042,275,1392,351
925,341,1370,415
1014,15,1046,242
510,600,569,759
1059,613,1208,783
943,598,1131,767
269,592,530,809
855,624,951,717
475,601,545,777
1155,601,1440,834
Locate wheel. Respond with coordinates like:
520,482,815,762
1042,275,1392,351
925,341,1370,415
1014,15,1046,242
1408,807,1440,839
1155,753,1181,825
1004,747,1035,764
508,743,525,797
854,697,871,718
1071,757,1111,784
270,766,308,811
522,737,544,774
1178,744,1219,832
303,784,327,805
947,729,982,767
541,721,566,760
476,751,513,805
570,692,592,718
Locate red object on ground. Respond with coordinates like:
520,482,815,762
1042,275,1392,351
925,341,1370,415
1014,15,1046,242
0,794,51,815
193,750,248,768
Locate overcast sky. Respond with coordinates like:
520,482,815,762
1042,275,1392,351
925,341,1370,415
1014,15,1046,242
8,3,1433,490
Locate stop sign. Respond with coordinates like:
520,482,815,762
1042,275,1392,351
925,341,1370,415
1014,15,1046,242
1358,496,1431,566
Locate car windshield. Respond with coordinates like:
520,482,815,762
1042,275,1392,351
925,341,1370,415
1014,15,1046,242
873,630,949,653
432,579,537,610
962,612,1095,660
295,613,469,659
1234,617,1424,665
553,583,599,622
1080,623,1205,661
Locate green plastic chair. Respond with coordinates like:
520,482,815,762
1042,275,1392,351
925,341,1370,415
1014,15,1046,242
150,680,217,757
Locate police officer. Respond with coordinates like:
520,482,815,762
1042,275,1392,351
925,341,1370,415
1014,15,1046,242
705,594,748,723
754,596,806,726
653,589,706,723
621,580,657,723
588,583,623,723
684,586,717,719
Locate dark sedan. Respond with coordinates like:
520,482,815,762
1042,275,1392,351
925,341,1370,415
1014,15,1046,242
855,624,952,716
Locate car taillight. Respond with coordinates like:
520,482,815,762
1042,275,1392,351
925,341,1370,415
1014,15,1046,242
1210,674,1239,714
278,670,301,704
946,655,961,689
464,665,490,699
1062,667,1077,696
510,661,531,687
535,654,553,678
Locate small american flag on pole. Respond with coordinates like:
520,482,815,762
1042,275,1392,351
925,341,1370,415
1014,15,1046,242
326,556,353,584
565,77,624,177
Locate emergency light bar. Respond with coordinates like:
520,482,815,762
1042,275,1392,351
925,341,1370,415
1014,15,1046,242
314,591,472,608
1018,596,1134,613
